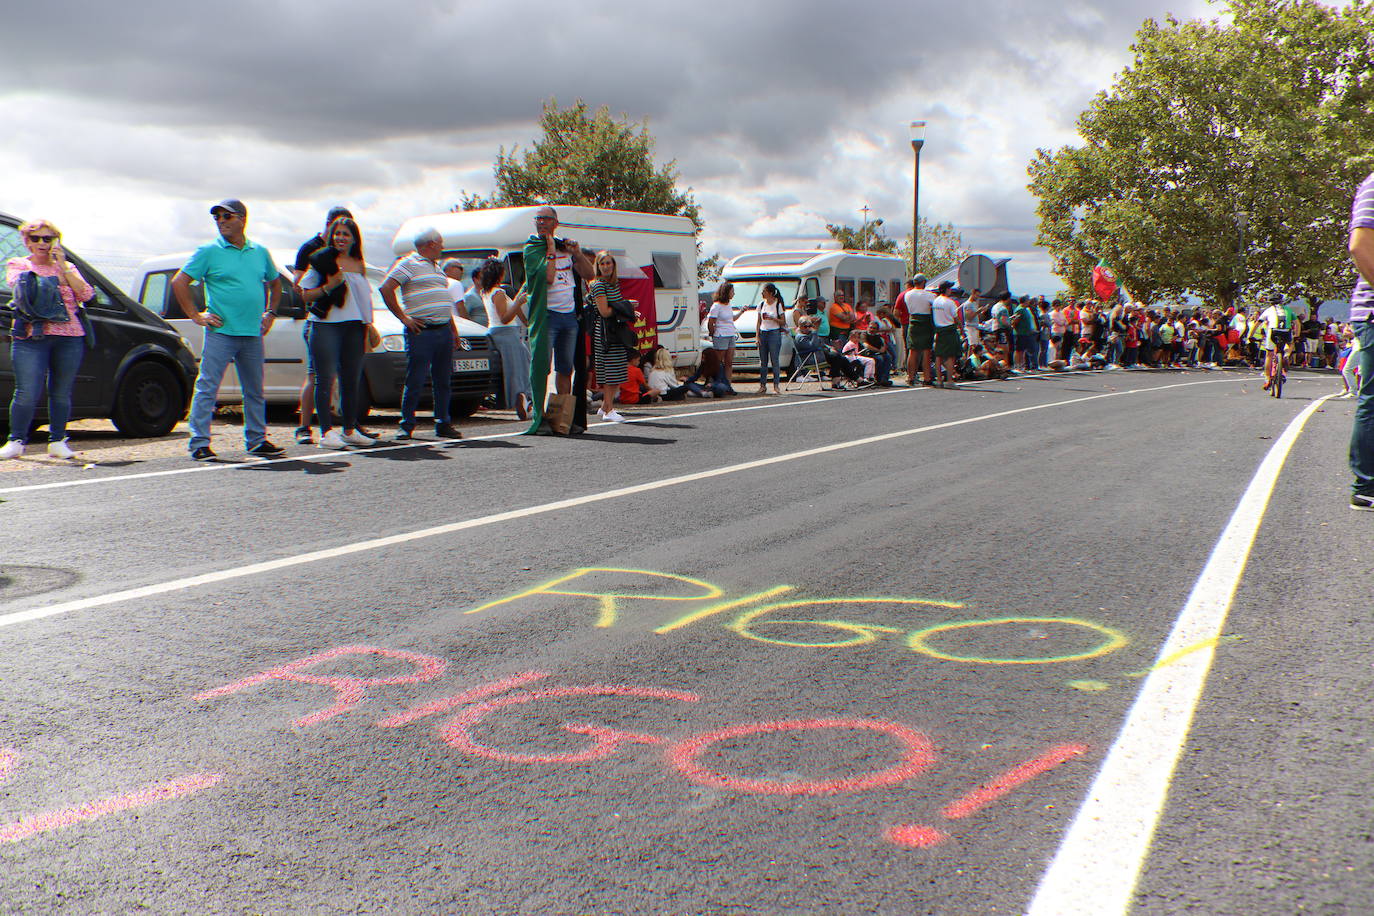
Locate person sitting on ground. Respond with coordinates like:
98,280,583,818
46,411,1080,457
646,347,707,401
961,343,1007,380
683,346,735,397
618,353,658,406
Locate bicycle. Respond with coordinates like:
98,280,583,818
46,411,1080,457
1266,340,1288,398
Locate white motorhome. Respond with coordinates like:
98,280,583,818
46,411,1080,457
720,249,908,371
391,206,700,365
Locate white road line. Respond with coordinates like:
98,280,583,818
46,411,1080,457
0,377,1240,632
1026,393,1334,916
0,368,1195,496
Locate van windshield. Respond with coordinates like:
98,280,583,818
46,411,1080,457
725,278,801,310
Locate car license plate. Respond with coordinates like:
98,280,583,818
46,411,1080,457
453,358,490,373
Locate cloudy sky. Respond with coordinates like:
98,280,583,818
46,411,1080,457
4,0,1215,295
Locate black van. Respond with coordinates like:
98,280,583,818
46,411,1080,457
0,211,198,438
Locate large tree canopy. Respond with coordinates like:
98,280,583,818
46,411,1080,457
1028,0,1374,308
461,99,702,233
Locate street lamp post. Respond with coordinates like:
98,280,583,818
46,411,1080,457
910,121,926,276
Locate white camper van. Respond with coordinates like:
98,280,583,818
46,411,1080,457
722,250,908,372
390,206,700,365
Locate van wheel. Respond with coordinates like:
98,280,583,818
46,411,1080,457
112,361,184,438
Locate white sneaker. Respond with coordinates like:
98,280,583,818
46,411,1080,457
602,409,626,422
342,430,377,446
318,429,350,450
47,439,76,459
0,440,23,460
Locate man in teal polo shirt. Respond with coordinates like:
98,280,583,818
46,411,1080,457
172,199,285,460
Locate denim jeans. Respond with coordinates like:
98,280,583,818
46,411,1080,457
188,331,265,451
488,325,532,407
308,320,366,432
7,334,84,443
758,328,783,386
1349,322,1374,495
400,325,453,431
547,310,579,377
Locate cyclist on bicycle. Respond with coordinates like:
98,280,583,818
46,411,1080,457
1259,294,1295,391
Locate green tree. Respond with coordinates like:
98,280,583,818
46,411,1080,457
898,218,973,279
697,252,723,285
460,99,702,234
826,215,970,279
1028,0,1374,309
825,219,898,253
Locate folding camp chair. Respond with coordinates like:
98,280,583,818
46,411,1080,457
785,348,830,391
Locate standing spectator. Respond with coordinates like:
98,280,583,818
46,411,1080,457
1048,300,1066,363
291,205,352,445
756,282,786,395
443,260,488,327
1062,297,1081,358
475,257,532,420
1038,299,1054,366
903,274,936,385
380,227,463,441
707,282,739,392
892,278,912,370
522,206,595,434
960,288,982,349
588,250,632,422
297,215,376,449
1338,327,1360,398
1,219,94,460
931,281,962,387
827,289,856,343
1346,169,1374,510
1012,296,1039,371
174,200,284,461
990,292,1014,370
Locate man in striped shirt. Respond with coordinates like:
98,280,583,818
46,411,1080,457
1348,171,1374,510
381,227,463,441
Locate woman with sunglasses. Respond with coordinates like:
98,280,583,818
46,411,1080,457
2,220,94,460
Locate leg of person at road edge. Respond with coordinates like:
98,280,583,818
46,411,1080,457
1350,322,1374,506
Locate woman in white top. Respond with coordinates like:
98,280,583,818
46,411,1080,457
706,282,738,393
755,282,786,394
475,258,533,420
298,216,375,449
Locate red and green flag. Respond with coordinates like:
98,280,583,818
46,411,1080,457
1092,257,1118,301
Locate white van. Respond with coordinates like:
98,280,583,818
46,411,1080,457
722,250,908,372
133,252,499,416
390,206,701,365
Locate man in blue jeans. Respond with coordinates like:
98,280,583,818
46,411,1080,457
1347,170,1374,510
173,199,285,461
380,227,464,441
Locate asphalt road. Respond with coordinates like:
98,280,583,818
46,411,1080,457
0,367,1369,915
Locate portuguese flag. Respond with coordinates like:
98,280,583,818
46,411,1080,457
1092,257,1118,301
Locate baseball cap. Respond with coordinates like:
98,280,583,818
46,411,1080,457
210,199,247,217
937,280,954,293
950,286,966,297
912,273,928,285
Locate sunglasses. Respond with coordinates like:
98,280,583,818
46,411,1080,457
213,211,241,221
27,234,57,243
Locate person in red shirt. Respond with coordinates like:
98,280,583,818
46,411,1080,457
618,357,658,405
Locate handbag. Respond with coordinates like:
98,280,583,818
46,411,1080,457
545,393,575,435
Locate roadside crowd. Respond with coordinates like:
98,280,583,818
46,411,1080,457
4,180,1374,513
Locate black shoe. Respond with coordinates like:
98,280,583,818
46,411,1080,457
293,426,313,445
434,423,462,440
247,441,286,458
393,428,414,441
1352,493,1374,512
190,446,216,461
